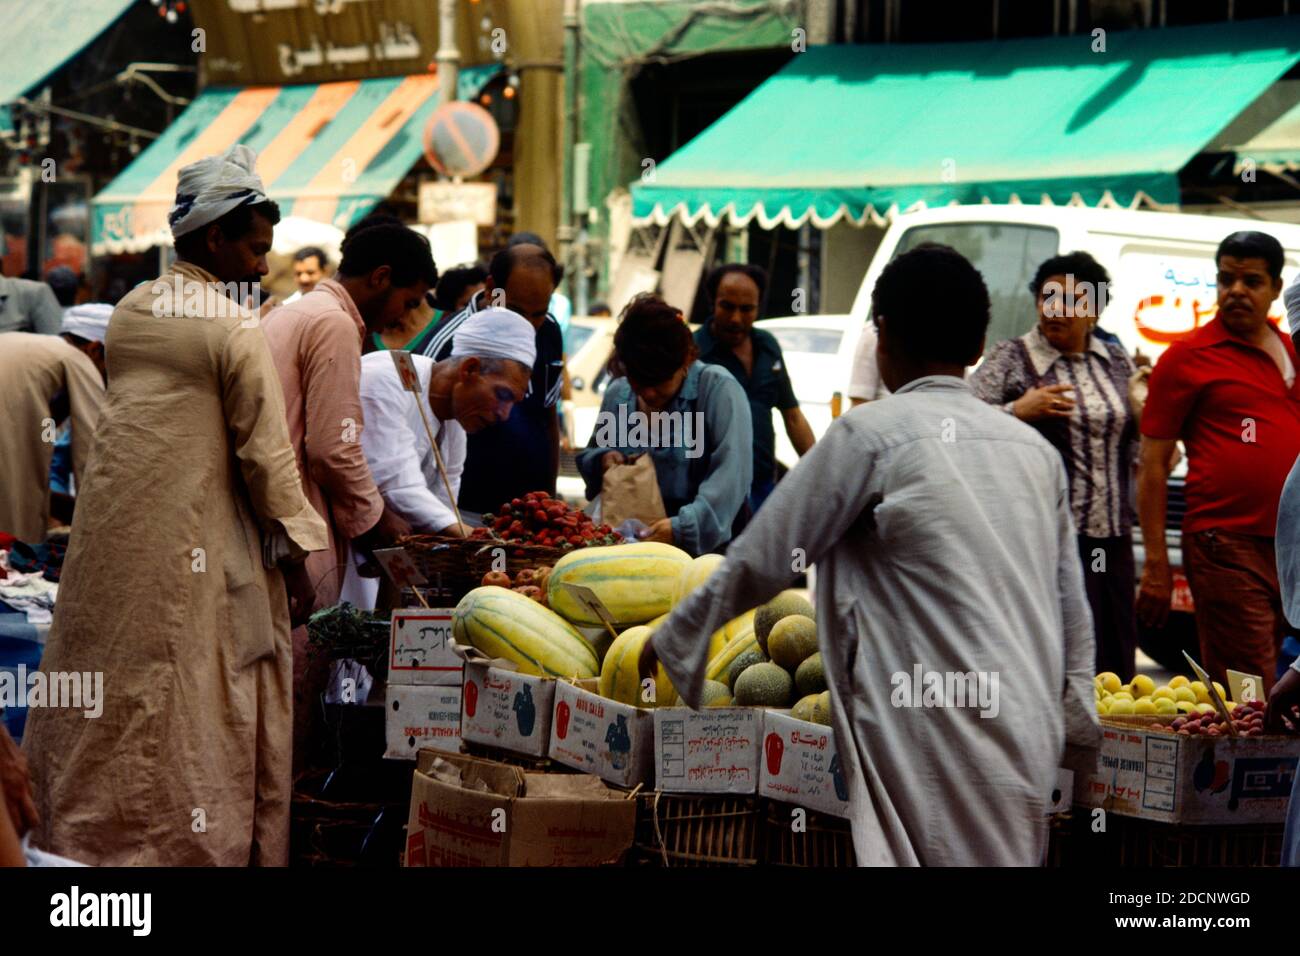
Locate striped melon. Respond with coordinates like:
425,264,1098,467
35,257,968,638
707,608,757,660
453,586,598,679
704,626,760,685
598,625,677,708
672,553,725,604
547,542,691,627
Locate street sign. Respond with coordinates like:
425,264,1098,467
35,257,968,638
418,180,497,226
422,101,500,178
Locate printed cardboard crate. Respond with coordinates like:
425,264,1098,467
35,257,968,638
758,710,851,819
384,684,462,760
1074,721,1300,824
548,678,654,790
404,749,636,866
652,706,762,795
387,608,463,686
460,659,555,758
1046,810,1284,867
632,791,762,867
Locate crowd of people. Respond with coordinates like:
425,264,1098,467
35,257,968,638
2,139,1300,866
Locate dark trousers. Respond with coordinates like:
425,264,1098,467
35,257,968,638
1183,530,1283,695
1078,533,1137,678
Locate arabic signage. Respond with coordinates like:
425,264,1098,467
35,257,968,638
418,180,497,226
195,0,509,87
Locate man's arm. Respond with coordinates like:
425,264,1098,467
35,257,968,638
64,352,105,483
301,313,386,541
1136,436,1177,628
781,406,816,456
653,411,878,707
668,373,753,556
1053,472,1101,771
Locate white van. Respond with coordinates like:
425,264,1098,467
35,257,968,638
846,204,1300,362
841,204,1300,673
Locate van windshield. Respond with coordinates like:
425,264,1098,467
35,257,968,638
893,222,1059,349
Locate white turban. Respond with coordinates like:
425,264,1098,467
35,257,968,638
61,303,113,343
451,307,537,368
169,144,270,240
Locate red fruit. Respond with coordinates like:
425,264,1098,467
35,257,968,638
1248,726,1264,736
568,535,582,546
1176,728,1191,735
482,570,512,588
534,509,548,523
1205,726,1221,737
516,568,536,585
1171,717,1186,730
511,498,522,508
1186,725,1201,735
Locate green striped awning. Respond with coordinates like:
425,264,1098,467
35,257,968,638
631,18,1300,227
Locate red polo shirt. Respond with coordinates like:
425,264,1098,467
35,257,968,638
1142,317,1300,537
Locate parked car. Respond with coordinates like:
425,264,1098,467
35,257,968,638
845,204,1300,671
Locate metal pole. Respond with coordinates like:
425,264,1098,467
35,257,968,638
436,0,461,108
559,0,579,305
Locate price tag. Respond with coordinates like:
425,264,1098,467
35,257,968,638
373,547,428,587
559,583,618,638
391,349,421,393
1226,669,1266,704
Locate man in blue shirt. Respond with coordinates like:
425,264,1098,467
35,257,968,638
694,264,815,511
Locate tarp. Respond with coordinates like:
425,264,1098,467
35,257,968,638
0,0,134,108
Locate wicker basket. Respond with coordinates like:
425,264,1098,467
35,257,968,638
399,535,566,599
290,767,411,868
762,802,856,867
632,792,762,867
1047,810,1285,867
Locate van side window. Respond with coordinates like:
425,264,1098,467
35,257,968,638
891,223,1059,349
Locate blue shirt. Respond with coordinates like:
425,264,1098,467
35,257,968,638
575,362,753,556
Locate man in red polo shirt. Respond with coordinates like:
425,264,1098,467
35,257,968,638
1137,231,1300,693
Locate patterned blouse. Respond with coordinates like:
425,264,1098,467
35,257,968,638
969,327,1138,538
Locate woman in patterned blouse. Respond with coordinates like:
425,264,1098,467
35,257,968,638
970,252,1139,678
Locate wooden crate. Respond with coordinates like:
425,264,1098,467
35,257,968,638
761,802,856,867
1047,810,1285,867
632,793,762,867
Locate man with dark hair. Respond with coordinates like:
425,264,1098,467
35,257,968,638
419,242,564,513
0,261,62,335
261,222,434,759
644,243,1098,865
284,246,329,304
696,262,815,512
43,266,79,309
0,304,108,540
434,263,488,314
1139,230,1300,693
23,145,329,866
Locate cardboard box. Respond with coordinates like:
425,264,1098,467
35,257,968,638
1074,722,1300,824
388,608,463,686
547,679,654,789
653,707,762,794
385,684,463,760
404,749,636,866
757,710,851,819
460,660,555,757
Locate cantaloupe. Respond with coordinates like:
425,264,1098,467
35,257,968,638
598,625,678,707
701,680,732,708
791,693,820,723
733,662,793,707
725,649,766,690
811,690,832,726
768,616,818,669
754,591,814,655
795,653,827,697
547,542,692,626
454,586,598,679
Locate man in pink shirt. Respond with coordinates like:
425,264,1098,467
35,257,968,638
261,221,437,765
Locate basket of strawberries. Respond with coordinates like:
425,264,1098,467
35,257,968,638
399,490,622,595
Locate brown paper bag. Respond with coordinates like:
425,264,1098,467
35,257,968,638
600,454,667,527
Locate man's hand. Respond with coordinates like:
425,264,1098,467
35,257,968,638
355,503,412,552
1266,666,1300,733
282,560,316,629
1013,384,1076,422
1136,559,1173,628
637,518,674,545
601,451,627,473
638,633,660,686
438,521,468,538
0,723,38,839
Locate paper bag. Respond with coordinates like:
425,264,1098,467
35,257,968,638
600,455,666,527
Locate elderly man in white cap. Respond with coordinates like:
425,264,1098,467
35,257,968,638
0,304,109,541
341,308,536,608
22,145,327,867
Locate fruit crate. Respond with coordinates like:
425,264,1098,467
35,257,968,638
1046,810,1285,867
761,801,856,867
632,793,762,867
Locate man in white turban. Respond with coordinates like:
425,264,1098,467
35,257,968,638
22,146,328,866
0,305,109,540
340,307,536,608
